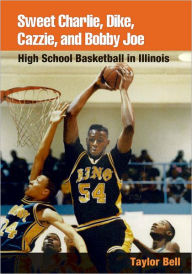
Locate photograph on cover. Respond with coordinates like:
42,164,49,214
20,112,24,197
1,51,191,273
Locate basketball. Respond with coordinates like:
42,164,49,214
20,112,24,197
103,63,133,90
103,66,122,90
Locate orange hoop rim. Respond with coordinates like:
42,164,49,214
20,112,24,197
0,86,61,104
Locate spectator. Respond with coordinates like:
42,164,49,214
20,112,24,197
166,167,185,203
127,154,140,181
141,183,164,203
148,166,160,179
137,170,149,194
172,150,187,164
139,171,164,203
179,175,192,203
0,151,10,182
137,149,153,163
1,152,10,204
43,149,58,174
9,150,29,202
54,152,67,186
121,171,132,182
121,171,142,203
137,150,154,178
126,184,142,203
9,150,29,183
167,150,187,177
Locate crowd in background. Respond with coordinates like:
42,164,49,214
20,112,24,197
1,149,191,205
121,150,191,204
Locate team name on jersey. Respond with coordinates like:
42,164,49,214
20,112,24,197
8,205,30,222
76,166,113,183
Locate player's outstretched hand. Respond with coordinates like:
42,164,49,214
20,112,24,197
50,102,69,124
117,63,134,91
94,67,114,91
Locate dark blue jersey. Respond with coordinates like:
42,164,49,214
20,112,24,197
0,198,55,252
64,139,131,225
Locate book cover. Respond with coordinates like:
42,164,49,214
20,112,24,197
0,0,191,273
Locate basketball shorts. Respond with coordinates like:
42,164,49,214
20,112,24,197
77,218,133,272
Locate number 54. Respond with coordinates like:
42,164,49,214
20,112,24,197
78,183,106,204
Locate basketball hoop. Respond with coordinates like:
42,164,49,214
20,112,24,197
1,86,61,150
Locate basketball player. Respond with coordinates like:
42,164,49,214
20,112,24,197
63,65,134,272
133,220,180,253
33,233,64,273
1,103,87,272
42,233,62,253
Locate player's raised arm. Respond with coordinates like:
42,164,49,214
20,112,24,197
133,238,156,255
37,208,87,253
117,64,135,153
64,68,113,144
30,103,69,181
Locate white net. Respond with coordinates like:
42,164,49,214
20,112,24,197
6,87,61,151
